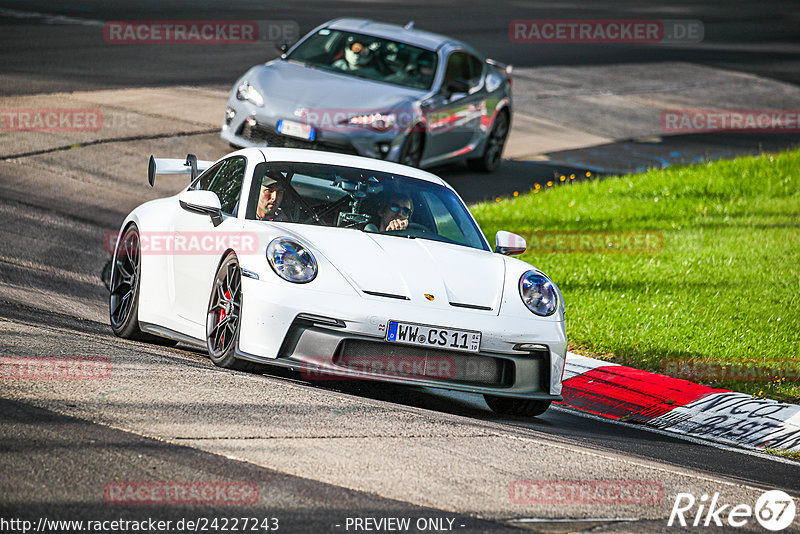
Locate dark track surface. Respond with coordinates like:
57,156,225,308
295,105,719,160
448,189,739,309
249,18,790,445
0,397,521,533
1,0,800,94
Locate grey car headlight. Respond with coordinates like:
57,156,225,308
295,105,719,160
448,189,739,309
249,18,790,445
347,112,396,132
236,80,264,107
519,271,558,316
267,238,317,283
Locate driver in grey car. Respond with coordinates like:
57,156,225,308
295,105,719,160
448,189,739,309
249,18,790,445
333,36,381,76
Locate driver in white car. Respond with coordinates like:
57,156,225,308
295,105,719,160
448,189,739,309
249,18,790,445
256,177,288,221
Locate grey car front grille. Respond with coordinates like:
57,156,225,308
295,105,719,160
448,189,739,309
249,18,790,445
239,120,357,154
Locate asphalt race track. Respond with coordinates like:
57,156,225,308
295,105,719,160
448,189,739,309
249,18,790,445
1,1,800,533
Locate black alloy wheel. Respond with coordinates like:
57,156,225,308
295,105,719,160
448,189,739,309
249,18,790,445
109,225,145,338
206,254,262,372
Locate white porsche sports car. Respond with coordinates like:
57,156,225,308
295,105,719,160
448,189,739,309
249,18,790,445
109,148,566,416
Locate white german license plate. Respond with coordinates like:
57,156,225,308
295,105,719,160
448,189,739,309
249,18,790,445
386,321,481,353
276,119,315,141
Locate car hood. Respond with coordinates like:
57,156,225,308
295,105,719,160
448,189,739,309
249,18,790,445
250,60,422,120
278,225,505,313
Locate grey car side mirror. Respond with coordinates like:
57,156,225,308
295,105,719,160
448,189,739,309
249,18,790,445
443,78,471,98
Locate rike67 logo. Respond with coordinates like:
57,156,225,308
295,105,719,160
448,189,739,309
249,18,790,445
669,490,796,531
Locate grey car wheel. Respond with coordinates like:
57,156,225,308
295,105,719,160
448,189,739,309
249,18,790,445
468,110,509,173
399,130,424,167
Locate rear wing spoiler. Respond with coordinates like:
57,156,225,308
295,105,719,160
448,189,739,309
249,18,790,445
486,57,513,75
147,154,215,187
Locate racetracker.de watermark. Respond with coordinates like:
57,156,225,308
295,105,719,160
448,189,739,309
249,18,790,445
104,481,259,506
293,108,470,135
300,355,458,381
103,20,299,44
1,357,111,380
0,108,101,132
509,480,663,504
661,109,800,133
104,231,260,255
509,19,703,43
519,230,663,254
661,360,800,382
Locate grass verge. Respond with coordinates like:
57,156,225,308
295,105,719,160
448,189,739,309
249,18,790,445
765,447,800,461
473,149,800,402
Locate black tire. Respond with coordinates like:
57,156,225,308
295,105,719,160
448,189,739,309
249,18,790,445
108,225,179,346
399,130,424,167
484,395,551,417
109,225,147,339
467,110,509,173
206,253,263,372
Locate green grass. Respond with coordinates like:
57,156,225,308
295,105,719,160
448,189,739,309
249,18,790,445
765,447,800,461
472,149,800,402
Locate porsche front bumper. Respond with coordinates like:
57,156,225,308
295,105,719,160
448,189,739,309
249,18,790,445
235,277,566,400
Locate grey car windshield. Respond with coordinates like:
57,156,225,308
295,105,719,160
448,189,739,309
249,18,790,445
287,29,438,91
247,162,489,251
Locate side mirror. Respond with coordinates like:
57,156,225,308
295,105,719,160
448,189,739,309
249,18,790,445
148,155,156,187
495,230,526,255
178,190,223,227
443,78,471,98
185,154,198,181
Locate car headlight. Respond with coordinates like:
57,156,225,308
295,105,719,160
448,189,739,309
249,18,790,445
266,238,317,283
236,81,264,107
519,271,558,316
347,112,396,132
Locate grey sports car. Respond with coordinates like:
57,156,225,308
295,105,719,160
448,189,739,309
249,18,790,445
222,18,513,172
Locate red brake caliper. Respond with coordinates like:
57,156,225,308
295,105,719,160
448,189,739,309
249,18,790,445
218,289,231,345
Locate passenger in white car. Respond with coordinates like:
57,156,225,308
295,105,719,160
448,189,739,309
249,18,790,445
365,193,414,232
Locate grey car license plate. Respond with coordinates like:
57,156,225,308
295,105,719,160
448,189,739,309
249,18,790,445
386,320,481,353
276,119,315,141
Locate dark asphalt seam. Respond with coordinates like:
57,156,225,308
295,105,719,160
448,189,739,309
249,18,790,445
0,311,195,362
1,128,217,160
0,195,118,233
170,434,498,440
517,78,758,100
0,254,104,285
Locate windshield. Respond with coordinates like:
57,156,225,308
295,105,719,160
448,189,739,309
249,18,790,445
246,162,489,251
287,28,438,91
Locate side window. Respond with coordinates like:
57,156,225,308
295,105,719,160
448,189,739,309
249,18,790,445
443,52,482,88
201,157,247,215
467,55,483,85
195,161,224,191
443,52,469,86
